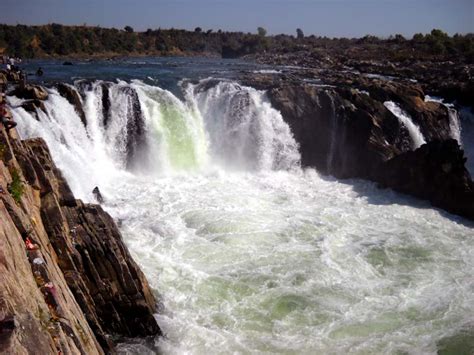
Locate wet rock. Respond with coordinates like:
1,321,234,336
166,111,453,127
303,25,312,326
92,186,104,204
117,86,148,171
101,83,111,127
57,83,87,126
0,126,161,353
11,84,49,101
252,75,474,220
21,99,46,114
266,83,409,178
376,140,474,220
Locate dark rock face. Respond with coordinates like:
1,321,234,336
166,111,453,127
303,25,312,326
266,83,411,178
119,87,148,171
20,99,46,114
57,83,87,126
10,84,49,101
26,138,162,349
376,140,474,220
101,83,111,127
0,125,161,354
245,74,474,220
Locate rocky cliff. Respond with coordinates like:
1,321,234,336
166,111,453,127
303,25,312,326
242,74,474,220
0,124,161,353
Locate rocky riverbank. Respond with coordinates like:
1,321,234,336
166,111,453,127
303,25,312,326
240,72,474,220
250,51,473,110
0,113,161,352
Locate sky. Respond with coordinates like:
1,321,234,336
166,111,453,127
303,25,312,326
0,0,472,38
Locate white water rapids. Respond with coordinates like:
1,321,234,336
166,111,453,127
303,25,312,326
9,80,474,354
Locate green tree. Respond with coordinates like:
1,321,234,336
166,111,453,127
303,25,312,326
257,27,267,37
124,26,134,33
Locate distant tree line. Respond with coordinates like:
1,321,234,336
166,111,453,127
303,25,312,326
0,24,472,62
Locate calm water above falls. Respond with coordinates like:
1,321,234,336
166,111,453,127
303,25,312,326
10,58,474,354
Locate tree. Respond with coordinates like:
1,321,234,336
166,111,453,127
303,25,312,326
296,28,304,39
394,34,405,42
124,26,134,33
257,27,267,37
431,28,448,39
412,33,424,41
194,27,202,33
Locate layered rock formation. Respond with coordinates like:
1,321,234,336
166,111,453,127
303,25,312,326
376,139,474,220
242,73,474,220
0,124,161,353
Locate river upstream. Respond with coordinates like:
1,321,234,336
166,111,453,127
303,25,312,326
10,57,474,354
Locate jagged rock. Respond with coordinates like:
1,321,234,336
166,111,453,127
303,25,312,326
254,77,474,220
11,84,49,101
57,83,87,126
376,140,474,219
118,86,148,171
101,83,111,127
0,128,103,354
21,99,46,114
0,125,161,353
266,83,410,178
360,80,452,141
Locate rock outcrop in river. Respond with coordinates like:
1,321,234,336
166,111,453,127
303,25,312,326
0,124,161,353
242,73,474,220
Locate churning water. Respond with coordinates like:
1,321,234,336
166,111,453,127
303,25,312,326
9,59,474,354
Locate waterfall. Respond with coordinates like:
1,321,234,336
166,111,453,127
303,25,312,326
425,95,462,144
447,108,462,144
186,79,300,171
9,79,301,199
384,101,426,149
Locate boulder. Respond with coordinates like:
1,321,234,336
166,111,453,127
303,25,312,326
11,84,49,101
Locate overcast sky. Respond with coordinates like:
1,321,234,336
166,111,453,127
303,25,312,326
1,0,472,38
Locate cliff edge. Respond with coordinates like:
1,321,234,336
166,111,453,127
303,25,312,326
0,124,161,353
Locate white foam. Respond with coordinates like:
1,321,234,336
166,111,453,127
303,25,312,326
10,81,474,354
384,101,426,149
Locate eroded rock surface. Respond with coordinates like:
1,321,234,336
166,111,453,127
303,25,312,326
0,124,161,354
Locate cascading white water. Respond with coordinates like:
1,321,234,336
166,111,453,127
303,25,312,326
425,95,463,144
186,79,300,171
9,86,127,200
8,80,474,355
11,78,298,194
384,101,426,149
